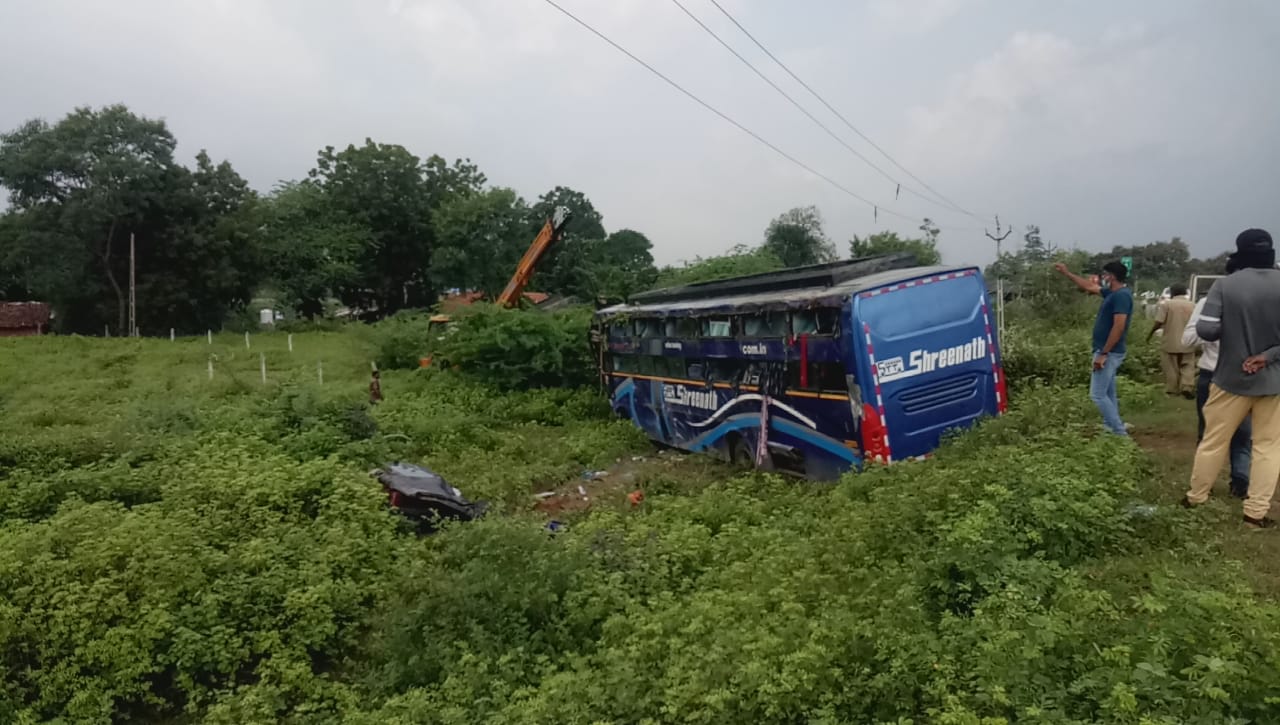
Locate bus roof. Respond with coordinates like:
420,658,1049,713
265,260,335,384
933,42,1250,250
598,262,978,318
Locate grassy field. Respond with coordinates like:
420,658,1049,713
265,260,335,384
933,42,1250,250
3,325,1280,723
1128,392,1280,598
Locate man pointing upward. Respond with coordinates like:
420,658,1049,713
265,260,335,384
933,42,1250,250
1054,260,1134,436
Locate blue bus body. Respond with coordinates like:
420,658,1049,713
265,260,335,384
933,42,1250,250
593,263,1007,479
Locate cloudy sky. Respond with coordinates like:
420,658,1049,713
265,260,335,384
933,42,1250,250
3,0,1278,267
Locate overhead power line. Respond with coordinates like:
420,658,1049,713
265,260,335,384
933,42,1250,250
671,0,972,222
540,0,982,231
706,0,990,224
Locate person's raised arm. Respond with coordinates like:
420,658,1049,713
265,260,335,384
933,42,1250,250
1053,263,1102,295
1195,282,1223,342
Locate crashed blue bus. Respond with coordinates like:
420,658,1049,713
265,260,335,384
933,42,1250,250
591,255,1008,479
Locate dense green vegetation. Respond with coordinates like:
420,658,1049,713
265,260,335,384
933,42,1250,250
4,102,1278,725
3,301,1280,723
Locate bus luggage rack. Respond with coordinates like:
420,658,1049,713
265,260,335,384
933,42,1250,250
629,253,920,306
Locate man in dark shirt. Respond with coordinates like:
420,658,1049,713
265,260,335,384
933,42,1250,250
1054,260,1134,436
1184,229,1280,528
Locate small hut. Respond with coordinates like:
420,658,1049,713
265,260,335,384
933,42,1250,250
0,302,51,337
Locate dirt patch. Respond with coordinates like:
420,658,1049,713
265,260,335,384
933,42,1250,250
1132,428,1197,458
531,449,731,518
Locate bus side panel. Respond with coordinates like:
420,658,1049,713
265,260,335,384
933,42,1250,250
609,374,861,477
852,270,1003,461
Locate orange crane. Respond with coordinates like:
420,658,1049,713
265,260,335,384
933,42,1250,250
421,206,572,366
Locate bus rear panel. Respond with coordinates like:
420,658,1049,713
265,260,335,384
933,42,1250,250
853,269,1006,463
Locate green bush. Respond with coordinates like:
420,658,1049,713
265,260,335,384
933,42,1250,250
372,311,433,371
5,322,1280,723
348,388,1280,723
0,440,403,724
431,304,595,389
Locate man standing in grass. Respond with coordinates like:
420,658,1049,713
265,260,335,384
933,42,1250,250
1149,283,1196,399
1182,258,1251,499
1184,229,1280,528
1055,260,1134,436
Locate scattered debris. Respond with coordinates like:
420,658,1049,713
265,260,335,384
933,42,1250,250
628,490,645,508
533,491,557,500
581,469,609,481
578,484,589,498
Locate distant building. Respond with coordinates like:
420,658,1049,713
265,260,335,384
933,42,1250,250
0,302,51,337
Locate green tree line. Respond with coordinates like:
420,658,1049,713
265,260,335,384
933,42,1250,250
0,105,662,334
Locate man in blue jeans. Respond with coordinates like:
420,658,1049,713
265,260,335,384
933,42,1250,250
1055,260,1134,435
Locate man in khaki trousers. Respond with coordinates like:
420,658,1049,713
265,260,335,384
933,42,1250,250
1149,283,1196,398
1184,229,1280,529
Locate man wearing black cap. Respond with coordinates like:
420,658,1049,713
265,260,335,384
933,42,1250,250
1182,257,1251,499
1185,229,1280,528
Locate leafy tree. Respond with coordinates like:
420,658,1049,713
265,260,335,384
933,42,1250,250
529,185,605,240
422,154,487,209
260,181,367,318
133,152,261,333
763,206,836,267
0,105,179,332
528,186,607,298
431,187,531,297
1085,237,1192,293
0,106,261,334
653,244,785,288
593,228,659,299
309,140,435,313
849,230,942,265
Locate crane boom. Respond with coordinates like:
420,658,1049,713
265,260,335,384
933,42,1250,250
496,206,571,308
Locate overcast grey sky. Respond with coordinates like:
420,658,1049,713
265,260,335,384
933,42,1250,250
3,0,1278,267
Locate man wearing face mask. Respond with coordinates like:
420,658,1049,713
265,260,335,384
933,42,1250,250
1184,229,1280,529
1054,260,1134,436
1182,257,1250,499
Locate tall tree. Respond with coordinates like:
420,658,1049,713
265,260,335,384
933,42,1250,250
528,186,607,297
595,228,659,299
259,181,367,318
431,187,531,297
309,140,434,313
134,151,262,333
849,230,942,265
763,206,836,268
0,106,263,334
0,105,179,333
422,154,487,208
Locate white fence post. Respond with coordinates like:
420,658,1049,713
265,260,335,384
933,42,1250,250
207,330,212,345
288,334,294,353
317,361,324,385
207,358,214,380
245,331,250,349
260,353,266,384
